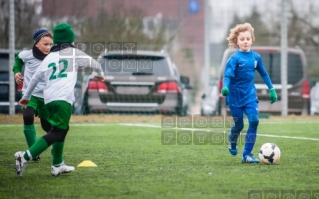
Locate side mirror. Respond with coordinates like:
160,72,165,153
310,79,316,88
180,75,190,85
185,83,193,89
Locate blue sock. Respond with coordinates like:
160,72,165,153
229,118,244,148
243,113,259,156
243,127,257,156
229,128,241,148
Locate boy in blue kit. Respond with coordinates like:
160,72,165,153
221,23,277,163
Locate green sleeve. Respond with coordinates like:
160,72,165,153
12,52,24,74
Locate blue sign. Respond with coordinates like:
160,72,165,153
188,0,200,14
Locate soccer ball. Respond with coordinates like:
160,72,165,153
258,143,281,164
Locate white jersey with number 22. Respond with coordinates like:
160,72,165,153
22,47,104,105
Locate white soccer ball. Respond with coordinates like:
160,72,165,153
258,143,281,164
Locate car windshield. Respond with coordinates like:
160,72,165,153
254,52,303,84
102,55,170,76
0,71,9,81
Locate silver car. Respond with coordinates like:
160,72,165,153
80,50,192,115
201,79,220,116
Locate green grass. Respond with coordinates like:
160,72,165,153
0,119,319,199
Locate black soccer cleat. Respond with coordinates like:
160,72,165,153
32,156,40,162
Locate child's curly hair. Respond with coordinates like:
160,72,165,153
226,22,255,49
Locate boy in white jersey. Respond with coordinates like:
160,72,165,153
14,23,105,177
13,29,53,161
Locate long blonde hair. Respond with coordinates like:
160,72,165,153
226,22,255,49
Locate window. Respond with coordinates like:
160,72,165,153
102,55,170,76
0,71,9,81
255,52,303,84
0,56,9,71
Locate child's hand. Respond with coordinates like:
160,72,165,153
19,99,29,108
269,88,277,104
15,73,24,85
221,87,229,96
94,76,105,82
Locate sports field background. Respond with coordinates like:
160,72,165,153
1,114,319,199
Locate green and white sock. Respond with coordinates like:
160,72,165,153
52,142,64,166
23,124,36,147
24,138,48,161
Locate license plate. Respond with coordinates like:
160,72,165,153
116,86,149,95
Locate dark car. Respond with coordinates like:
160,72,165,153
79,50,193,115
0,49,22,114
218,46,310,115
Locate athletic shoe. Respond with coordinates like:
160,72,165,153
242,154,260,163
228,142,238,156
32,156,40,162
14,151,28,177
228,134,238,156
51,163,75,176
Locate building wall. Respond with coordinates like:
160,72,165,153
42,0,204,63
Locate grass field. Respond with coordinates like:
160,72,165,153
0,116,319,199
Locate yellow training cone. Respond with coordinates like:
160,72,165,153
77,160,97,167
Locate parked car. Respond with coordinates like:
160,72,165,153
80,50,193,115
310,82,319,115
201,78,220,116
0,49,22,114
218,46,310,115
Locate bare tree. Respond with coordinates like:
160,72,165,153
40,1,172,54
287,1,319,49
226,1,319,80
41,0,89,32
223,9,269,49
78,4,171,56
0,0,41,49
285,0,319,80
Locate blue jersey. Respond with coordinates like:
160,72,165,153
224,50,271,107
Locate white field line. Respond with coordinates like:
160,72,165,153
0,123,112,127
120,123,319,141
0,120,317,128
256,121,319,124
1,122,318,141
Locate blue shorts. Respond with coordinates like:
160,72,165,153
229,101,259,119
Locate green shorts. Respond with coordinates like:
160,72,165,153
26,95,49,120
46,101,72,130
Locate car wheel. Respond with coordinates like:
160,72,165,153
201,108,205,116
81,92,90,115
